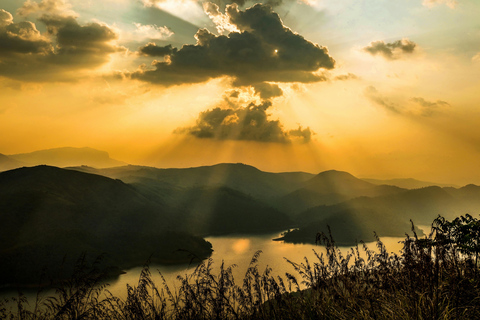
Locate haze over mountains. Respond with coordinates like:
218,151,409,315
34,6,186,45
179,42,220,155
1,147,126,170
2,147,480,287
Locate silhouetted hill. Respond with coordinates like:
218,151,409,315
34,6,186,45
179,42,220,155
0,153,24,172
277,170,405,215
68,163,313,200
279,207,418,245
0,166,212,287
163,186,292,236
280,185,480,245
363,177,457,189
8,147,126,168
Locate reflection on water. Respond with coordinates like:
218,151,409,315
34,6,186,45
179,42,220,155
0,232,405,307
232,238,251,254
106,232,405,299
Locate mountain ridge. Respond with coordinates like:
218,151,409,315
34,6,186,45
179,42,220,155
7,147,126,168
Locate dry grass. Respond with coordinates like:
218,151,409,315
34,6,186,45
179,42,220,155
2,215,480,319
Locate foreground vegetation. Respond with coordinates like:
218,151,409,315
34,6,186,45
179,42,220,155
2,214,480,319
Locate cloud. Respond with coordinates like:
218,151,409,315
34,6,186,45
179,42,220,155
175,100,313,143
0,9,53,56
139,43,178,57
130,3,335,86
203,2,239,33
287,126,314,143
363,39,417,60
334,73,358,81
208,0,284,10
422,0,457,9
0,9,14,27
0,9,123,81
133,23,174,40
364,86,402,114
252,82,283,99
365,86,450,117
17,0,76,18
410,97,450,117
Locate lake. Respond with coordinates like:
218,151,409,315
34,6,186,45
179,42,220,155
0,231,407,311
106,231,406,298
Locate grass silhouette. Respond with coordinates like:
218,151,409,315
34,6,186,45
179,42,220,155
2,214,480,319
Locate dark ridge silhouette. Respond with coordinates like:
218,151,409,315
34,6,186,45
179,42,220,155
160,186,292,236
0,165,212,287
277,170,405,215
363,177,458,189
8,147,126,168
67,163,314,200
280,185,480,245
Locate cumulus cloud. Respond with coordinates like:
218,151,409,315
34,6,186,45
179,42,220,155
176,100,313,143
0,9,123,81
0,9,53,56
363,39,417,60
139,43,177,57
203,2,239,33
133,23,173,40
209,0,284,10
130,4,335,86
17,0,76,18
422,0,457,9
252,82,283,99
287,126,314,143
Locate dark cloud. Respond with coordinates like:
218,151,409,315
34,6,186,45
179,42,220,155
139,43,177,57
0,9,122,81
209,0,284,9
411,97,450,117
131,4,334,86
364,86,401,114
287,126,314,143
228,89,240,98
39,15,119,67
0,9,53,56
175,100,313,143
253,82,283,99
363,39,416,60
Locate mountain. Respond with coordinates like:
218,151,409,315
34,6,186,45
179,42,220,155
278,207,418,246
277,170,405,215
279,185,480,245
0,153,25,172
8,147,126,168
73,167,294,235
363,177,457,189
68,163,314,200
0,166,212,287
160,186,292,236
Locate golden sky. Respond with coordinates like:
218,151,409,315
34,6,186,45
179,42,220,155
1,0,480,185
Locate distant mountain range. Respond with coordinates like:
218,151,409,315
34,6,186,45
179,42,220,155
0,153,25,172
1,147,126,170
363,177,458,189
2,147,480,287
276,170,404,215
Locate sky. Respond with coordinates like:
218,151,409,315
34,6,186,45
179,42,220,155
0,0,479,185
